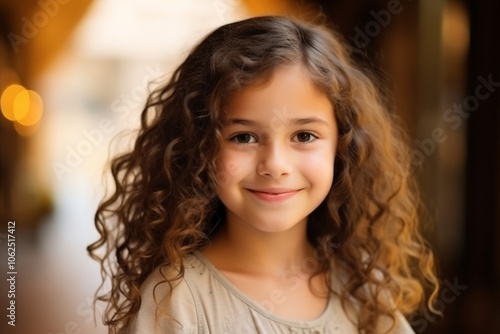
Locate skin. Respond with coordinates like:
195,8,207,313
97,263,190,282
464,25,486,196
202,63,338,321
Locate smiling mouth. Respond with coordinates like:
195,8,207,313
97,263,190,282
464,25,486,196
254,190,295,194
246,189,300,202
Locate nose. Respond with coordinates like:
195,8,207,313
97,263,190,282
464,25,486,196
256,141,293,178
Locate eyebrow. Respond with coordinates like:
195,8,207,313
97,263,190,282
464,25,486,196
224,117,331,127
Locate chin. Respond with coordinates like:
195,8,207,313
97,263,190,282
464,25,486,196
250,219,305,234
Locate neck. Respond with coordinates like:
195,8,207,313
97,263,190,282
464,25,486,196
206,213,315,277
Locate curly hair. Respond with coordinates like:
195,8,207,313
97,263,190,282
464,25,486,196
88,15,440,333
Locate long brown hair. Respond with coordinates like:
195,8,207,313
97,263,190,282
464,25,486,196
88,15,439,333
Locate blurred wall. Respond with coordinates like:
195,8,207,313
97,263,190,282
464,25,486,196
460,0,500,332
0,0,93,230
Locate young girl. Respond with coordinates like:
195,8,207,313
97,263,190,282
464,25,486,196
88,16,440,334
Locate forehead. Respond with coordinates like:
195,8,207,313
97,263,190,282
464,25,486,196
224,64,334,123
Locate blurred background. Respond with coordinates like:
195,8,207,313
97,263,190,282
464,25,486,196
0,0,498,333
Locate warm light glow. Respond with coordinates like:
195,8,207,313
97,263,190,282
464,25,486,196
1,84,25,121
16,90,44,126
13,121,39,137
1,84,44,128
442,2,469,56
13,89,31,122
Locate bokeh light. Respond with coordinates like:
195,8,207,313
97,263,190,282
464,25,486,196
16,90,44,127
1,83,25,121
13,88,31,122
1,84,44,135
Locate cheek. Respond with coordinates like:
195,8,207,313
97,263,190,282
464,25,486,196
216,149,253,185
299,149,335,183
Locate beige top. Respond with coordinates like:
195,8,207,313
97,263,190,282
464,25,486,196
127,251,415,334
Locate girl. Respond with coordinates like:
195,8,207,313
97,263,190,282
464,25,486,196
88,16,440,334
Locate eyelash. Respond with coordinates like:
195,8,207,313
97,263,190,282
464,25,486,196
228,131,319,145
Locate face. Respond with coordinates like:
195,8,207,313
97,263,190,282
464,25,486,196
216,64,338,234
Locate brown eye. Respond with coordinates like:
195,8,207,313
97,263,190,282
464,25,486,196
231,133,256,144
294,132,317,143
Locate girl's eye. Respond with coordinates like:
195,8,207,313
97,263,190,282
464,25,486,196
293,132,318,143
230,133,257,144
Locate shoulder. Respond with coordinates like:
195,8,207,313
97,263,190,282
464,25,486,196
126,255,202,334
379,311,415,334
330,264,415,334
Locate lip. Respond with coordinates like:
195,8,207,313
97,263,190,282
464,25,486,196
246,188,300,202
